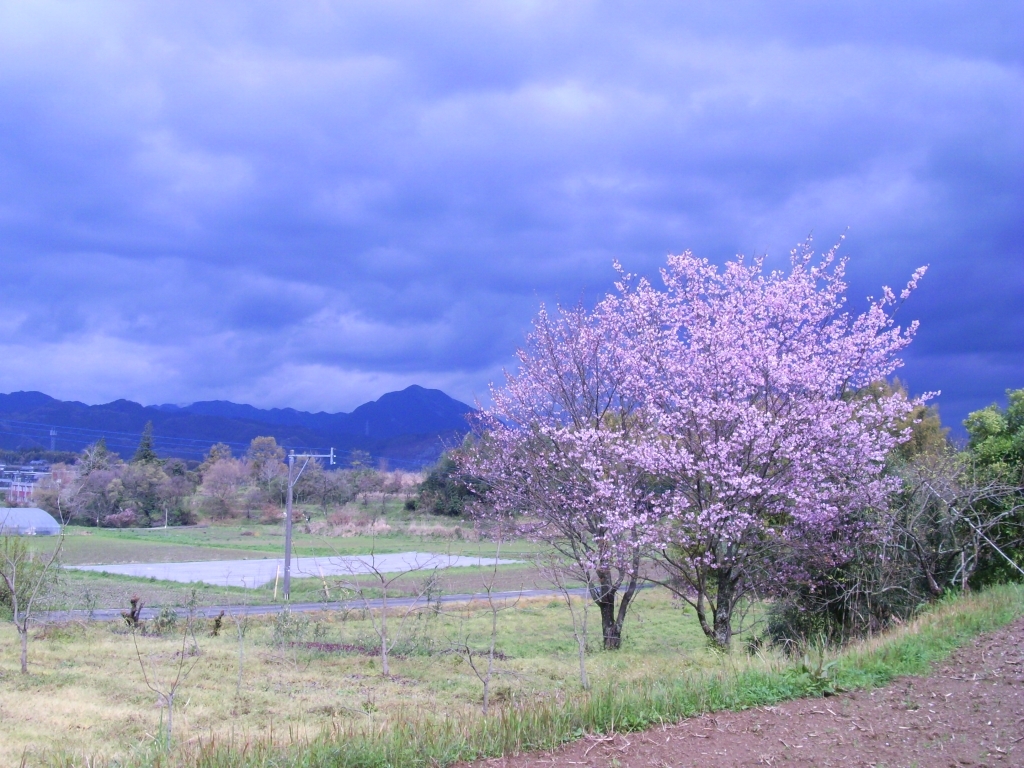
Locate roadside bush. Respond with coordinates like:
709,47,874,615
767,439,1024,650
168,506,197,526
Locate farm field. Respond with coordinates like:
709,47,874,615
37,517,541,566
24,519,548,613
3,584,1021,767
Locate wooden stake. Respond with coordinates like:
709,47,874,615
319,564,330,600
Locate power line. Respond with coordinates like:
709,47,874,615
0,418,252,450
0,419,431,468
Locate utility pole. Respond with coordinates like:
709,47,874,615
283,447,335,600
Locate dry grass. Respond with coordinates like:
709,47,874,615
0,589,707,766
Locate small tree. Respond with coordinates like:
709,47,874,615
0,511,65,673
963,389,1024,583
454,538,521,714
334,545,436,676
542,557,591,690
197,443,233,478
468,302,650,649
199,458,246,519
132,613,201,747
246,436,286,490
79,438,112,474
895,451,1024,595
121,462,168,525
67,443,126,526
418,452,486,516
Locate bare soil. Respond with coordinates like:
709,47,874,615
470,618,1024,768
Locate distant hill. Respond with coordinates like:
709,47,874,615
0,386,475,468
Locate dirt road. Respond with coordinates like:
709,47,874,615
470,617,1024,768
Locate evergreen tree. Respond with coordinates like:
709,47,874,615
132,422,160,465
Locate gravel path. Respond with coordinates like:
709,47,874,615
468,617,1024,768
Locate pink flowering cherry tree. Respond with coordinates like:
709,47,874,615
467,303,653,649
619,242,928,649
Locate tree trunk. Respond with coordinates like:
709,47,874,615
694,591,714,640
596,592,619,649
482,619,497,715
165,691,174,744
236,629,245,696
573,598,589,690
380,592,390,676
592,573,622,650
19,624,28,674
911,538,943,597
711,567,735,650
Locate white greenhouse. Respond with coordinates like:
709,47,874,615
0,507,61,536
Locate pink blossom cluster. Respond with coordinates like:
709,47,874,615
623,243,928,561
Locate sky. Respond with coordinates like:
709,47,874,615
0,1,1021,433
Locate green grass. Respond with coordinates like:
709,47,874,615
123,584,1024,768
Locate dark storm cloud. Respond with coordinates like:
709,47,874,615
0,1,1020,427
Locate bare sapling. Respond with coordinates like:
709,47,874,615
0,505,66,674
455,537,521,715
332,537,439,676
231,581,250,696
544,557,591,690
132,607,201,747
233,610,248,700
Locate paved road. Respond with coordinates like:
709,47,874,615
68,551,521,588
39,587,590,623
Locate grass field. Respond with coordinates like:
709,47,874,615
3,572,1023,766
2,586,702,765
8,516,1024,766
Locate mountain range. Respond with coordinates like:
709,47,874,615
0,386,475,468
